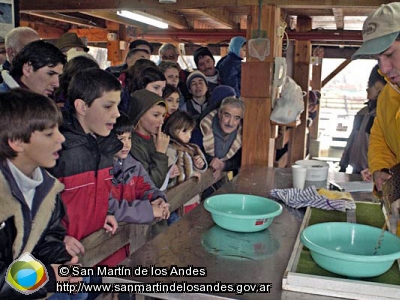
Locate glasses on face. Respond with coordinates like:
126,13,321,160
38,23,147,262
162,54,177,60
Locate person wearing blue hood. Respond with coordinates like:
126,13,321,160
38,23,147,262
216,36,246,96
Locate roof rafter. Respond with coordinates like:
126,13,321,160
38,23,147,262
81,11,152,31
198,8,237,29
332,8,344,30
26,12,102,28
135,9,190,29
20,0,388,12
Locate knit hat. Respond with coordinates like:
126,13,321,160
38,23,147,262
352,3,400,60
129,39,154,53
186,70,208,90
193,47,214,68
56,32,89,52
210,85,236,107
228,36,246,57
128,89,165,127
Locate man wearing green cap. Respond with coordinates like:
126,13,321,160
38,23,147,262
352,2,400,191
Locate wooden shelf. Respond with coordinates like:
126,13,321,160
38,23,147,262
271,119,301,128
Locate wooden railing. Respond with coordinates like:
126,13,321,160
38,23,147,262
79,168,225,267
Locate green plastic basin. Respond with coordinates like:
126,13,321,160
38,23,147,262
204,194,283,232
202,225,280,260
300,222,400,277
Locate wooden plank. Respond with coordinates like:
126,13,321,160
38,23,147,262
241,4,281,167
288,16,312,165
241,97,271,166
139,9,190,30
196,8,237,29
332,8,344,30
78,168,225,267
81,11,150,31
68,28,109,42
322,59,351,88
79,222,133,267
20,0,389,12
241,62,272,97
283,203,400,300
309,59,322,140
165,168,225,212
20,21,65,39
27,12,102,28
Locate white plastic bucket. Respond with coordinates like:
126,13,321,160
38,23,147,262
295,159,329,188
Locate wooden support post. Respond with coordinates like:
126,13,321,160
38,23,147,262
310,61,322,140
241,4,282,167
288,16,312,165
106,21,123,66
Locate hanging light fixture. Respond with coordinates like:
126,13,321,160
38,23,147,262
117,10,168,29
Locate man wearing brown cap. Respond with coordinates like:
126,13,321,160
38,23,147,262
56,32,89,54
352,2,400,191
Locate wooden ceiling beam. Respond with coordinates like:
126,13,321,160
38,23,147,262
197,8,237,29
138,9,190,30
81,11,152,31
26,12,102,28
332,8,344,30
20,0,388,12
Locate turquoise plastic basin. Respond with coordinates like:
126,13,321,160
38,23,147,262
204,194,283,232
202,225,280,260
300,222,400,277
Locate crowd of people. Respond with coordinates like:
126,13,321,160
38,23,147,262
2,1,400,298
0,27,245,299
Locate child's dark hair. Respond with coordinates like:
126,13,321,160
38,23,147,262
163,84,180,99
68,68,121,113
368,64,386,88
113,112,134,136
54,56,100,103
124,58,156,90
130,66,166,93
0,88,63,160
10,40,67,78
163,111,196,141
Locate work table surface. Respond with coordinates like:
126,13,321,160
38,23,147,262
105,167,373,300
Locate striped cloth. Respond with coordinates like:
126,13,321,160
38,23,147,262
270,186,356,212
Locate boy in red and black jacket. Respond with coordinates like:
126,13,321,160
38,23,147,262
48,68,122,259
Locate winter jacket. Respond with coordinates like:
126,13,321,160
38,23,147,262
0,71,19,93
181,98,209,120
0,162,71,299
0,60,11,84
166,138,208,188
110,154,167,223
339,100,376,173
204,71,220,94
216,36,245,96
48,113,123,241
216,53,243,97
99,154,167,267
105,63,128,79
130,132,169,189
369,81,400,174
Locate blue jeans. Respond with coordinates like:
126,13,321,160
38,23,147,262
167,211,180,226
